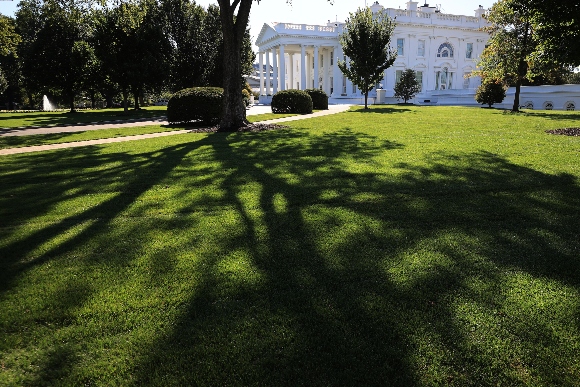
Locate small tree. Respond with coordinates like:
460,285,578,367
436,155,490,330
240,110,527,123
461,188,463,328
394,69,420,104
338,7,397,109
475,80,506,108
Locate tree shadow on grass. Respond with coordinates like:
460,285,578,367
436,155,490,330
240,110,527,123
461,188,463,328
350,106,413,114
131,131,580,385
1,127,579,385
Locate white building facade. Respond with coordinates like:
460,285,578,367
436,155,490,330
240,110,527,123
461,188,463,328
255,1,580,110
255,1,489,105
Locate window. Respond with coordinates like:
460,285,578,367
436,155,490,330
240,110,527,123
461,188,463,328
466,43,473,59
566,101,576,111
463,73,470,89
352,84,357,94
342,76,347,95
417,40,425,57
330,77,333,94
435,67,454,90
331,52,334,66
543,101,554,110
397,38,404,55
437,42,454,58
396,70,403,84
416,71,423,91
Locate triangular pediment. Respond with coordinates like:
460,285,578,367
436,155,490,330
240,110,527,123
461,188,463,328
255,23,280,47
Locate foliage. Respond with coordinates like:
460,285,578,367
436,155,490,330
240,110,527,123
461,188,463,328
271,89,313,114
94,0,170,112
0,67,7,94
338,7,396,109
393,69,421,103
15,0,94,112
531,1,580,67
167,87,223,124
305,88,328,110
475,80,506,108
0,15,21,58
474,0,560,112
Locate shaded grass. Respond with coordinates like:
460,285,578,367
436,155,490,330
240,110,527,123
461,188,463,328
0,106,579,386
0,106,167,129
0,113,294,150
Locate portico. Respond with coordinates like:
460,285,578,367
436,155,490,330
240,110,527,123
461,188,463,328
255,22,346,103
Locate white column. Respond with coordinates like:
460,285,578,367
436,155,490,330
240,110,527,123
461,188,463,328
345,56,353,96
313,46,319,90
265,49,271,95
300,45,306,91
332,45,342,98
289,53,294,89
279,45,286,91
259,51,264,96
322,49,329,95
272,48,278,94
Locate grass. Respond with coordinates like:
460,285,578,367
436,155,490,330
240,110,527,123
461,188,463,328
0,111,295,150
0,106,167,129
1,105,579,386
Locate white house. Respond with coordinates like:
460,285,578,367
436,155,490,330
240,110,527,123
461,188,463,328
255,1,580,110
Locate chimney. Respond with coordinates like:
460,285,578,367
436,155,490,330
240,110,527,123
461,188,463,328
406,1,419,11
475,5,486,18
370,1,384,13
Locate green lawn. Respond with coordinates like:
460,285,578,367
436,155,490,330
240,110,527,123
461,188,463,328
0,106,167,129
0,111,295,150
1,106,579,386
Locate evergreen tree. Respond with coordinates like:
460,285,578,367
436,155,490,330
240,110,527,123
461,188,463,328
393,69,420,104
475,80,506,108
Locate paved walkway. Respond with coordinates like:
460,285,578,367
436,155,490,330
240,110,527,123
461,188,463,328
0,105,352,155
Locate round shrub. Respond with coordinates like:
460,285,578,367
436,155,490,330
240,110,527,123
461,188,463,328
242,89,251,107
305,88,328,110
475,81,506,108
167,87,223,124
271,89,313,114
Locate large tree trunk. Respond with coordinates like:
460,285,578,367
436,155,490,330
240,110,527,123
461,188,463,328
513,21,530,113
364,92,369,109
217,0,253,131
512,81,521,112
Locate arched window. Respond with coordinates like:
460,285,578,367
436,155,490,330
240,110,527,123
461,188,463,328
543,102,554,110
566,101,576,111
437,42,454,58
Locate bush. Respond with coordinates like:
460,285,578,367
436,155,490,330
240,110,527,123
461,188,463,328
242,89,251,107
475,81,506,108
305,89,329,110
271,89,313,114
167,87,223,124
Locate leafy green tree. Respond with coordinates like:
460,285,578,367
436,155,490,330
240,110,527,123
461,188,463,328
0,15,21,99
393,69,420,104
16,0,95,112
531,1,580,67
338,7,396,109
475,80,506,108
95,0,170,112
161,0,207,90
475,0,538,112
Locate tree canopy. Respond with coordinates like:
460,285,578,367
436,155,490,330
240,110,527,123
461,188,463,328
337,7,396,109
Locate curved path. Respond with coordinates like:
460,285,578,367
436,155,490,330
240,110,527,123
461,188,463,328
0,104,352,156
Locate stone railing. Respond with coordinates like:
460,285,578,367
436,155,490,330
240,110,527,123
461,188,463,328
282,23,336,33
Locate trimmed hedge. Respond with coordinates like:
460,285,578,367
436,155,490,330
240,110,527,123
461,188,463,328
167,87,223,124
271,89,313,114
305,88,329,110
